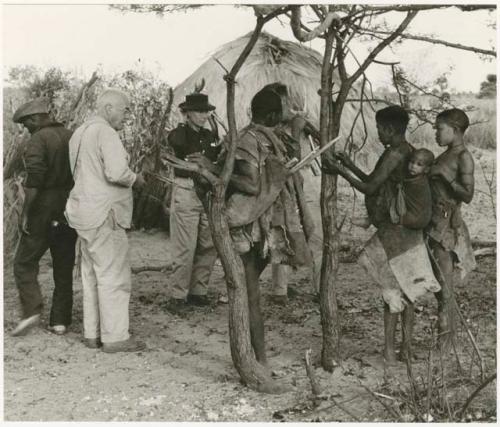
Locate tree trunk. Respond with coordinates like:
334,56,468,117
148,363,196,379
318,27,341,371
205,184,284,393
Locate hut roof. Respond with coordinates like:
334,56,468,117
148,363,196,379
172,31,381,166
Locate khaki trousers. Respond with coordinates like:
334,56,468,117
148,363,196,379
77,214,131,343
169,182,217,299
272,168,322,295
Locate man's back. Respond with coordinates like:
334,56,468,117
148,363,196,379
65,116,136,231
25,123,73,191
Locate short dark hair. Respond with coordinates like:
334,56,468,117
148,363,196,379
412,148,435,167
375,105,409,134
436,108,470,133
251,88,282,121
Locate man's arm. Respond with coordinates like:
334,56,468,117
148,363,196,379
451,150,475,203
228,160,260,196
99,126,136,187
324,150,369,181
20,134,47,234
325,149,402,196
19,188,38,235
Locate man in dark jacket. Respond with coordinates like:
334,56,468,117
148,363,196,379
166,93,221,313
11,98,77,337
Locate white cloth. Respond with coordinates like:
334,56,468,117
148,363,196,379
65,116,136,231
77,213,131,343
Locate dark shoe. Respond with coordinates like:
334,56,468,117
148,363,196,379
48,325,67,335
11,314,41,337
186,294,210,307
165,298,188,315
84,337,103,349
102,337,146,353
270,295,288,306
287,286,299,298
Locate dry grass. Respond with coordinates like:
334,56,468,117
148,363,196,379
407,96,496,151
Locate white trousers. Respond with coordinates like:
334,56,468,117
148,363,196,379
77,214,131,343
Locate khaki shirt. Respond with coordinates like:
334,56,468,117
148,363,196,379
65,116,136,230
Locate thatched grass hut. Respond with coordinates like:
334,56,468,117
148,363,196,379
171,31,381,167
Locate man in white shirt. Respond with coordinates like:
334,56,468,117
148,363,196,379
65,88,145,352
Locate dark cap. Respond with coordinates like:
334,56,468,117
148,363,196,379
13,98,49,123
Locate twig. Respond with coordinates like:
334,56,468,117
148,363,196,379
425,342,433,419
329,396,361,422
360,384,400,420
213,57,229,74
304,349,321,396
289,135,341,174
459,373,496,420
355,26,496,57
453,298,485,380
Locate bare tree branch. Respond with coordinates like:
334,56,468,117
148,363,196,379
348,11,418,86
359,4,494,12
290,5,341,42
355,26,496,57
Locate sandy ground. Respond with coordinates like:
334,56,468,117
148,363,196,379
3,148,497,422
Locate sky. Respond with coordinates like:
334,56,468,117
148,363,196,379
2,3,497,93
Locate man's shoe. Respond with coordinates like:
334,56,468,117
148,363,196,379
102,338,146,353
48,325,67,335
270,295,288,306
11,314,41,337
165,298,188,315
84,337,103,349
186,294,210,307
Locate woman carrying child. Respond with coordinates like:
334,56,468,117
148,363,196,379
323,105,440,364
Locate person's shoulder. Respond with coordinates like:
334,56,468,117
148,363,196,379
236,126,260,146
168,123,187,144
384,144,407,161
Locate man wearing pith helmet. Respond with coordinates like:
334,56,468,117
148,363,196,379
11,98,77,337
166,93,221,314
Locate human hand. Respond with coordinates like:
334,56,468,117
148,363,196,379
19,213,30,235
186,152,214,171
322,155,345,175
334,151,354,167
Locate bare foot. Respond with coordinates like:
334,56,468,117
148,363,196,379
397,346,413,362
384,350,398,366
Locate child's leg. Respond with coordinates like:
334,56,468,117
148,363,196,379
383,302,398,364
242,248,268,366
430,240,455,351
399,303,414,361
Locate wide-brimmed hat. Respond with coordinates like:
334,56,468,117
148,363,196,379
178,93,215,112
13,98,49,123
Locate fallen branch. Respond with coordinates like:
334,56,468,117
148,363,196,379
473,247,495,258
471,239,496,248
459,373,496,421
360,384,400,420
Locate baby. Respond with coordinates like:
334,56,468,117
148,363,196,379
352,148,435,229
408,148,434,177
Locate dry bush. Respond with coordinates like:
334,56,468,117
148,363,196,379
3,65,174,257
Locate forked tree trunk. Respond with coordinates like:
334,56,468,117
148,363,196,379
205,184,282,393
318,27,341,371
202,11,289,393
